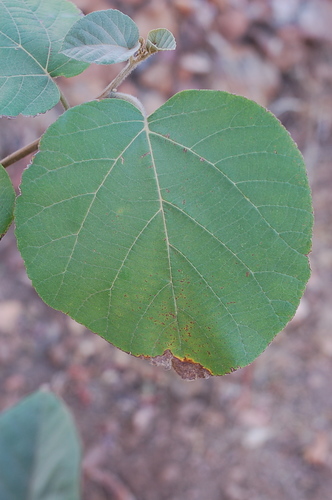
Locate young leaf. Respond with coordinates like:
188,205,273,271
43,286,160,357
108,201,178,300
146,29,176,52
61,9,140,65
0,0,89,117
15,91,313,377
0,164,15,238
0,391,81,500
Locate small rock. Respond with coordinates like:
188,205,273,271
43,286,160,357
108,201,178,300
0,300,22,333
132,405,156,434
242,427,273,449
135,0,177,38
193,1,218,30
298,0,332,42
210,40,280,106
172,0,196,16
68,364,90,382
66,316,86,335
139,61,174,94
217,8,250,41
101,369,120,386
238,407,271,427
270,0,301,26
47,344,68,368
112,348,132,368
4,374,26,392
179,52,213,74
78,338,98,358
303,432,330,466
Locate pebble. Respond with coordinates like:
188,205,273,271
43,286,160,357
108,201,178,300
179,52,213,74
0,300,22,333
298,0,332,42
217,8,250,41
139,61,174,94
135,0,177,38
242,427,273,449
132,405,156,434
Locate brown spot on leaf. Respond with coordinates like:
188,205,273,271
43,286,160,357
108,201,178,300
143,349,212,380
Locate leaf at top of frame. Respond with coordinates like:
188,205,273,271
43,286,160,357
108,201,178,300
61,9,141,65
0,0,89,117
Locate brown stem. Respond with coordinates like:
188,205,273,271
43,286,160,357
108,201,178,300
97,58,141,100
97,37,153,100
1,138,40,168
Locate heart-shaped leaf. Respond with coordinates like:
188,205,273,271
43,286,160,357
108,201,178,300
15,91,313,376
147,29,176,52
61,9,140,65
0,0,88,117
0,164,15,238
0,391,81,500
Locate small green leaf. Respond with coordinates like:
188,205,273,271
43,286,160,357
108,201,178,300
0,0,89,117
0,391,81,500
15,91,313,376
146,29,176,52
61,9,140,65
0,164,15,238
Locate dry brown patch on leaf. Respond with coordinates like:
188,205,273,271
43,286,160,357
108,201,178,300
140,349,212,380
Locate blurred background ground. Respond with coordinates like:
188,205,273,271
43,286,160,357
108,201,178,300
1,0,332,499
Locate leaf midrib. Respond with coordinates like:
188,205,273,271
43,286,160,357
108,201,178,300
144,116,181,341
145,128,300,326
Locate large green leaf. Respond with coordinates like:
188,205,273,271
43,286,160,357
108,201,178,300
61,9,140,64
0,0,88,117
0,391,81,500
15,91,313,376
0,164,15,238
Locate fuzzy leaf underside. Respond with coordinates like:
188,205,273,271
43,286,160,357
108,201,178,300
61,9,140,64
15,90,313,375
147,28,176,51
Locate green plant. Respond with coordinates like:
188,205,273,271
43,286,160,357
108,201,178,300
0,391,81,499
0,0,313,379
